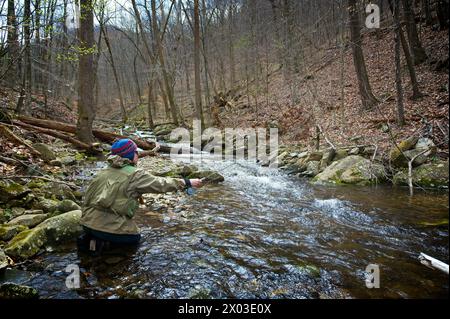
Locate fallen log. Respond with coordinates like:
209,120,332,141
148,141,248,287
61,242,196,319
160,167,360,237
12,121,100,153
0,123,41,156
17,116,155,150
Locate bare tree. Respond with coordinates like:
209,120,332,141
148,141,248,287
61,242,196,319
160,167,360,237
348,0,378,110
77,0,96,143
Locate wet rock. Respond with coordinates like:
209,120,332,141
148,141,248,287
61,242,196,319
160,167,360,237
0,224,28,241
153,124,178,137
393,160,449,188
0,283,39,299
57,199,81,213
33,143,56,162
7,213,49,228
188,171,225,183
313,155,386,185
4,210,82,260
0,180,31,204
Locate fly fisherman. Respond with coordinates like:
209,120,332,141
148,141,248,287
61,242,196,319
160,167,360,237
78,138,203,254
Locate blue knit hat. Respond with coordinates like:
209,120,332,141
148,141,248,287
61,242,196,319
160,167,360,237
111,139,138,161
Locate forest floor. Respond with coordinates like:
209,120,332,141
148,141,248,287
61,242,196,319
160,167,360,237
219,25,449,159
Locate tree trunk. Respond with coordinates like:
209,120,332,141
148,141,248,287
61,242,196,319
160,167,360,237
194,0,205,127
436,0,449,30
402,0,427,64
393,0,406,126
77,0,96,143
22,0,32,114
151,0,179,125
389,0,423,100
101,25,127,123
348,0,378,110
6,0,20,87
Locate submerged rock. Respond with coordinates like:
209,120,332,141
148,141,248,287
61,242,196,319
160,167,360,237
313,155,386,185
393,160,449,188
4,210,82,260
0,283,39,299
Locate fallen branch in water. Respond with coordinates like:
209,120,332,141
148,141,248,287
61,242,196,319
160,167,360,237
419,253,449,275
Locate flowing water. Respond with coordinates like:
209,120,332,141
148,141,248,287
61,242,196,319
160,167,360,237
2,155,448,299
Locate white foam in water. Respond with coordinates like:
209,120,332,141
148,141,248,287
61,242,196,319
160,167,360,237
313,199,344,210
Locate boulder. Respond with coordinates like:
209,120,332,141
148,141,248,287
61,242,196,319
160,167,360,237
41,182,76,201
7,214,49,228
0,180,31,204
0,283,39,299
0,225,28,241
33,143,56,162
304,151,323,163
333,149,348,162
188,171,225,184
391,137,436,168
57,200,81,213
313,155,386,185
4,210,83,260
319,149,336,171
389,136,420,167
393,161,449,188
33,198,60,214
301,161,320,177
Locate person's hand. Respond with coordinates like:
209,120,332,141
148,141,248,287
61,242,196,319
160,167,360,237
190,179,203,188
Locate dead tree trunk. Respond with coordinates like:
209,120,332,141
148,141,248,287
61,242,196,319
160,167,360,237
348,0,378,110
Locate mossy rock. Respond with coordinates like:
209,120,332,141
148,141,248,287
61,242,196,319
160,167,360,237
0,225,28,241
0,283,39,299
389,136,420,167
0,180,31,204
392,161,449,188
33,197,60,214
313,155,386,185
57,200,81,213
4,210,82,260
32,143,56,162
7,214,49,228
333,149,348,162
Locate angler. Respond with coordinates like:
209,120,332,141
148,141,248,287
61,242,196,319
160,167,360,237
77,138,202,254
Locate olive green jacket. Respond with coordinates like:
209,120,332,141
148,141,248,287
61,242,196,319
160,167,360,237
80,155,185,235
